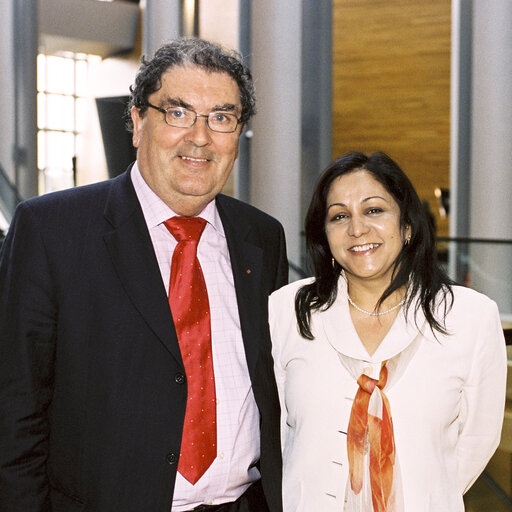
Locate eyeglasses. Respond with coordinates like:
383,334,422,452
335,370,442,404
145,103,242,133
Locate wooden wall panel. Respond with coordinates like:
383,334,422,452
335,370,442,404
332,0,451,235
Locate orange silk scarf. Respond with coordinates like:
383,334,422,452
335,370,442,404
346,364,396,511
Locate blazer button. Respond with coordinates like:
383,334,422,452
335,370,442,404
166,453,178,465
175,372,185,384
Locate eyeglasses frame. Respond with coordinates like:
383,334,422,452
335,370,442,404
144,102,242,133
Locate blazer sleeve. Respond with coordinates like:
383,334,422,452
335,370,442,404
457,298,507,493
274,223,288,291
0,202,56,511
268,290,288,454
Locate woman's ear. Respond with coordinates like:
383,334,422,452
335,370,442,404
404,225,412,245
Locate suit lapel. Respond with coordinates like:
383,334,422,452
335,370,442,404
101,180,265,372
216,196,264,376
102,170,183,367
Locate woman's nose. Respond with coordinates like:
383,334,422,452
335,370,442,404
348,215,369,237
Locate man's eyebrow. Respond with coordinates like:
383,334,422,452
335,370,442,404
161,97,239,114
161,97,194,110
211,103,239,113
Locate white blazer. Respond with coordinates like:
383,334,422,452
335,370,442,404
269,277,507,512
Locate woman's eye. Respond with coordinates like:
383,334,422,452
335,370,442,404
331,213,347,222
367,207,383,215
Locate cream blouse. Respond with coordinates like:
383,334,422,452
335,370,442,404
269,277,506,512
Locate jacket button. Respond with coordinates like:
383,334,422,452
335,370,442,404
175,373,185,384
166,453,178,465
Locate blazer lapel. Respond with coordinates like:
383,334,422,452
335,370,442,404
216,196,264,376
102,170,183,367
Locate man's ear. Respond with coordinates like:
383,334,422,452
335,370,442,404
233,123,247,161
131,106,143,148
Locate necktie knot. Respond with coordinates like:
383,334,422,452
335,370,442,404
164,216,207,243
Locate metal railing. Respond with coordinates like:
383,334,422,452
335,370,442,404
436,236,512,322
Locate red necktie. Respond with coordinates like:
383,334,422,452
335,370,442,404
164,216,216,484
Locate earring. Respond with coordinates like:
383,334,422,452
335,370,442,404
404,237,411,246
332,257,336,268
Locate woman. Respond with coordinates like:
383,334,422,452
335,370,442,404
269,152,506,511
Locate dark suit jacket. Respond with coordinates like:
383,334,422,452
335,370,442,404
0,168,287,511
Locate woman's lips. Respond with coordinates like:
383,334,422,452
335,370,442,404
349,243,380,252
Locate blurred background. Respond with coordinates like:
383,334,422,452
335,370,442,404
0,1,511,508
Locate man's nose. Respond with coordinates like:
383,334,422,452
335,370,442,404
186,115,212,146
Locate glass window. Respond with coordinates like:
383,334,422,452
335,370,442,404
75,98,88,133
37,53,91,193
46,94,76,132
37,92,46,130
75,60,88,97
45,56,75,94
37,131,46,171
45,132,75,170
37,54,46,92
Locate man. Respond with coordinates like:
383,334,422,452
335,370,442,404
0,39,287,511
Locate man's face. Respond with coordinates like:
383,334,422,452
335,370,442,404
131,65,243,216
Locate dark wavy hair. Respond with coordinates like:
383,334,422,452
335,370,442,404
126,38,256,130
295,151,454,340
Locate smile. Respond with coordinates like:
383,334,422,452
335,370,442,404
180,155,209,162
350,243,380,252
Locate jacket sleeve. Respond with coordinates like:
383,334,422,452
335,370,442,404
268,291,288,454
273,223,288,291
457,298,507,493
0,202,56,511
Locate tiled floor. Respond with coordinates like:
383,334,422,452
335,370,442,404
464,474,512,512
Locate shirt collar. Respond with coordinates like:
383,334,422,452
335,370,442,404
318,273,434,363
131,161,225,237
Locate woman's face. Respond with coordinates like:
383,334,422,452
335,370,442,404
325,169,409,287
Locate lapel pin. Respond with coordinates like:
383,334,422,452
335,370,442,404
246,269,252,274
